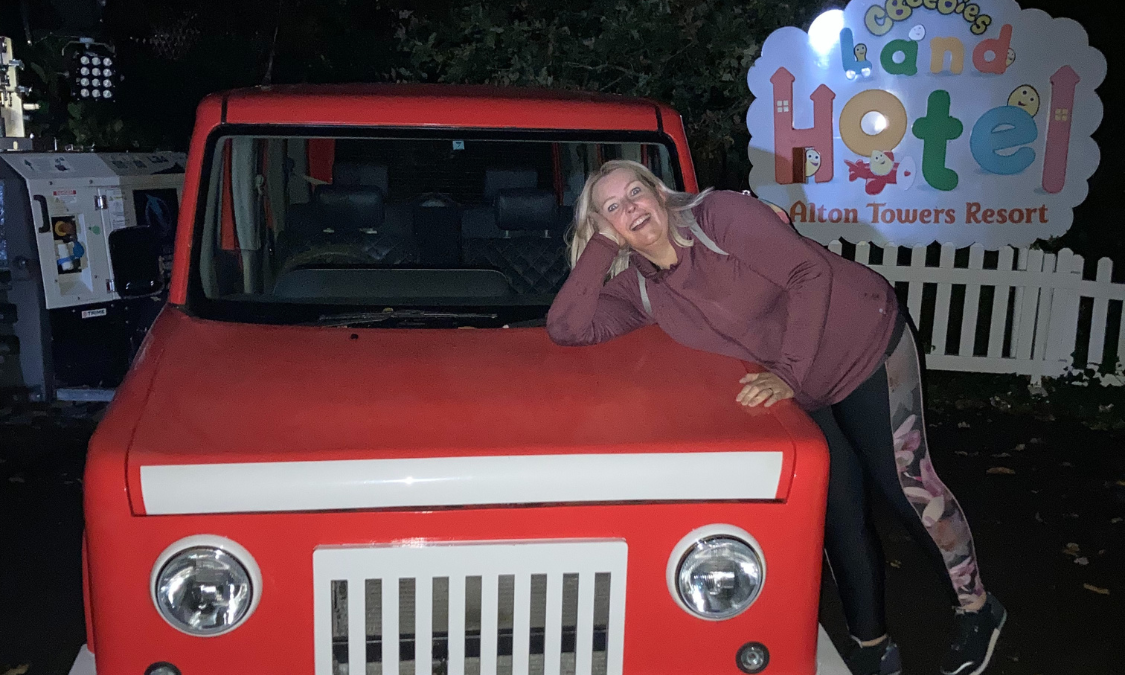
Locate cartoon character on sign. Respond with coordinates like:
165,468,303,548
805,149,823,180
1008,85,1040,116
854,43,868,61
845,150,916,194
870,150,894,176
1006,48,1016,67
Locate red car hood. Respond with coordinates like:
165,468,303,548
123,310,806,513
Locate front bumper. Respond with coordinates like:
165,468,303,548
69,625,851,675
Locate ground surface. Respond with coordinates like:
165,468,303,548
1,374,1122,674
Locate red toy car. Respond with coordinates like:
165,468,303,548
73,85,849,675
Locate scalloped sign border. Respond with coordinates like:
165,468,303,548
746,0,1106,248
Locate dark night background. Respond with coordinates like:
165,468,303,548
0,0,1120,264
0,2,1122,674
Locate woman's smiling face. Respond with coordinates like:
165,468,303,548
592,168,671,252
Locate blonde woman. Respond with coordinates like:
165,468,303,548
547,160,1005,675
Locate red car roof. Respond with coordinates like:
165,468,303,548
221,83,666,131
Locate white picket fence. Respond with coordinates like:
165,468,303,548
828,241,1125,383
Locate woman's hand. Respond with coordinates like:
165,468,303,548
591,212,623,247
736,372,794,408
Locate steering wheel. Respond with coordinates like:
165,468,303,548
279,243,385,274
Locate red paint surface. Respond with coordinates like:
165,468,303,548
85,503,827,675
223,85,664,131
95,85,829,674
219,143,238,251
307,138,336,185
656,103,700,193
169,94,222,304
86,309,827,674
124,311,801,473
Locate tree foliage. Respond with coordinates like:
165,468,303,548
10,0,830,184
392,0,828,188
18,36,153,150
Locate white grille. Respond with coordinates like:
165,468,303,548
313,541,628,675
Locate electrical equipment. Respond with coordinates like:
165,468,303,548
0,151,186,401
1,37,35,151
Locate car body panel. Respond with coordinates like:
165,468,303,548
84,84,833,674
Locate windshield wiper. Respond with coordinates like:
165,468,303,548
306,309,499,327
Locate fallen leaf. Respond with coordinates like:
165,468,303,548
987,467,1016,475
2,665,30,675
955,450,970,456
992,452,1012,458
889,560,902,569
1061,462,1073,467
1030,438,1043,444
1113,518,1123,524
1065,513,1080,519
958,421,971,428
1075,557,1090,565
1083,584,1111,595
1034,512,1044,523
1067,542,1081,551
1116,480,1125,487
1013,443,1026,451
8,475,25,483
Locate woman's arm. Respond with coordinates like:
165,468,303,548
696,191,833,391
547,234,653,346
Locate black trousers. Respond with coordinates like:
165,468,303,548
809,320,982,640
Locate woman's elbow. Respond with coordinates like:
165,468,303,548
545,312,589,346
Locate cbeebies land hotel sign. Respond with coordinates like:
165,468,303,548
745,0,1106,247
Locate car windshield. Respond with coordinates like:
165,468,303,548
188,130,682,327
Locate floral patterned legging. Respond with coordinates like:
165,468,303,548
809,316,986,641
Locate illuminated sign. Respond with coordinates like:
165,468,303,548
746,0,1106,248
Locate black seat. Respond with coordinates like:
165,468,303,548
464,188,569,295
484,168,537,199
278,161,420,268
315,184,386,233
333,161,389,194
413,193,462,266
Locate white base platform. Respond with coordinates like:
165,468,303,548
68,644,95,675
69,625,850,674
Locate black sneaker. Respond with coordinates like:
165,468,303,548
845,636,903,675
941,594,1007,675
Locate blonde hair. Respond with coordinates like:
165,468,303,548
567,159,712,277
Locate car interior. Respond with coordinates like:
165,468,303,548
197,136,675,309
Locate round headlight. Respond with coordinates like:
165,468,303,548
151,536,261,636
667,525,765,621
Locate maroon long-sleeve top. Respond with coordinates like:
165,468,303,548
546,190,900,410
